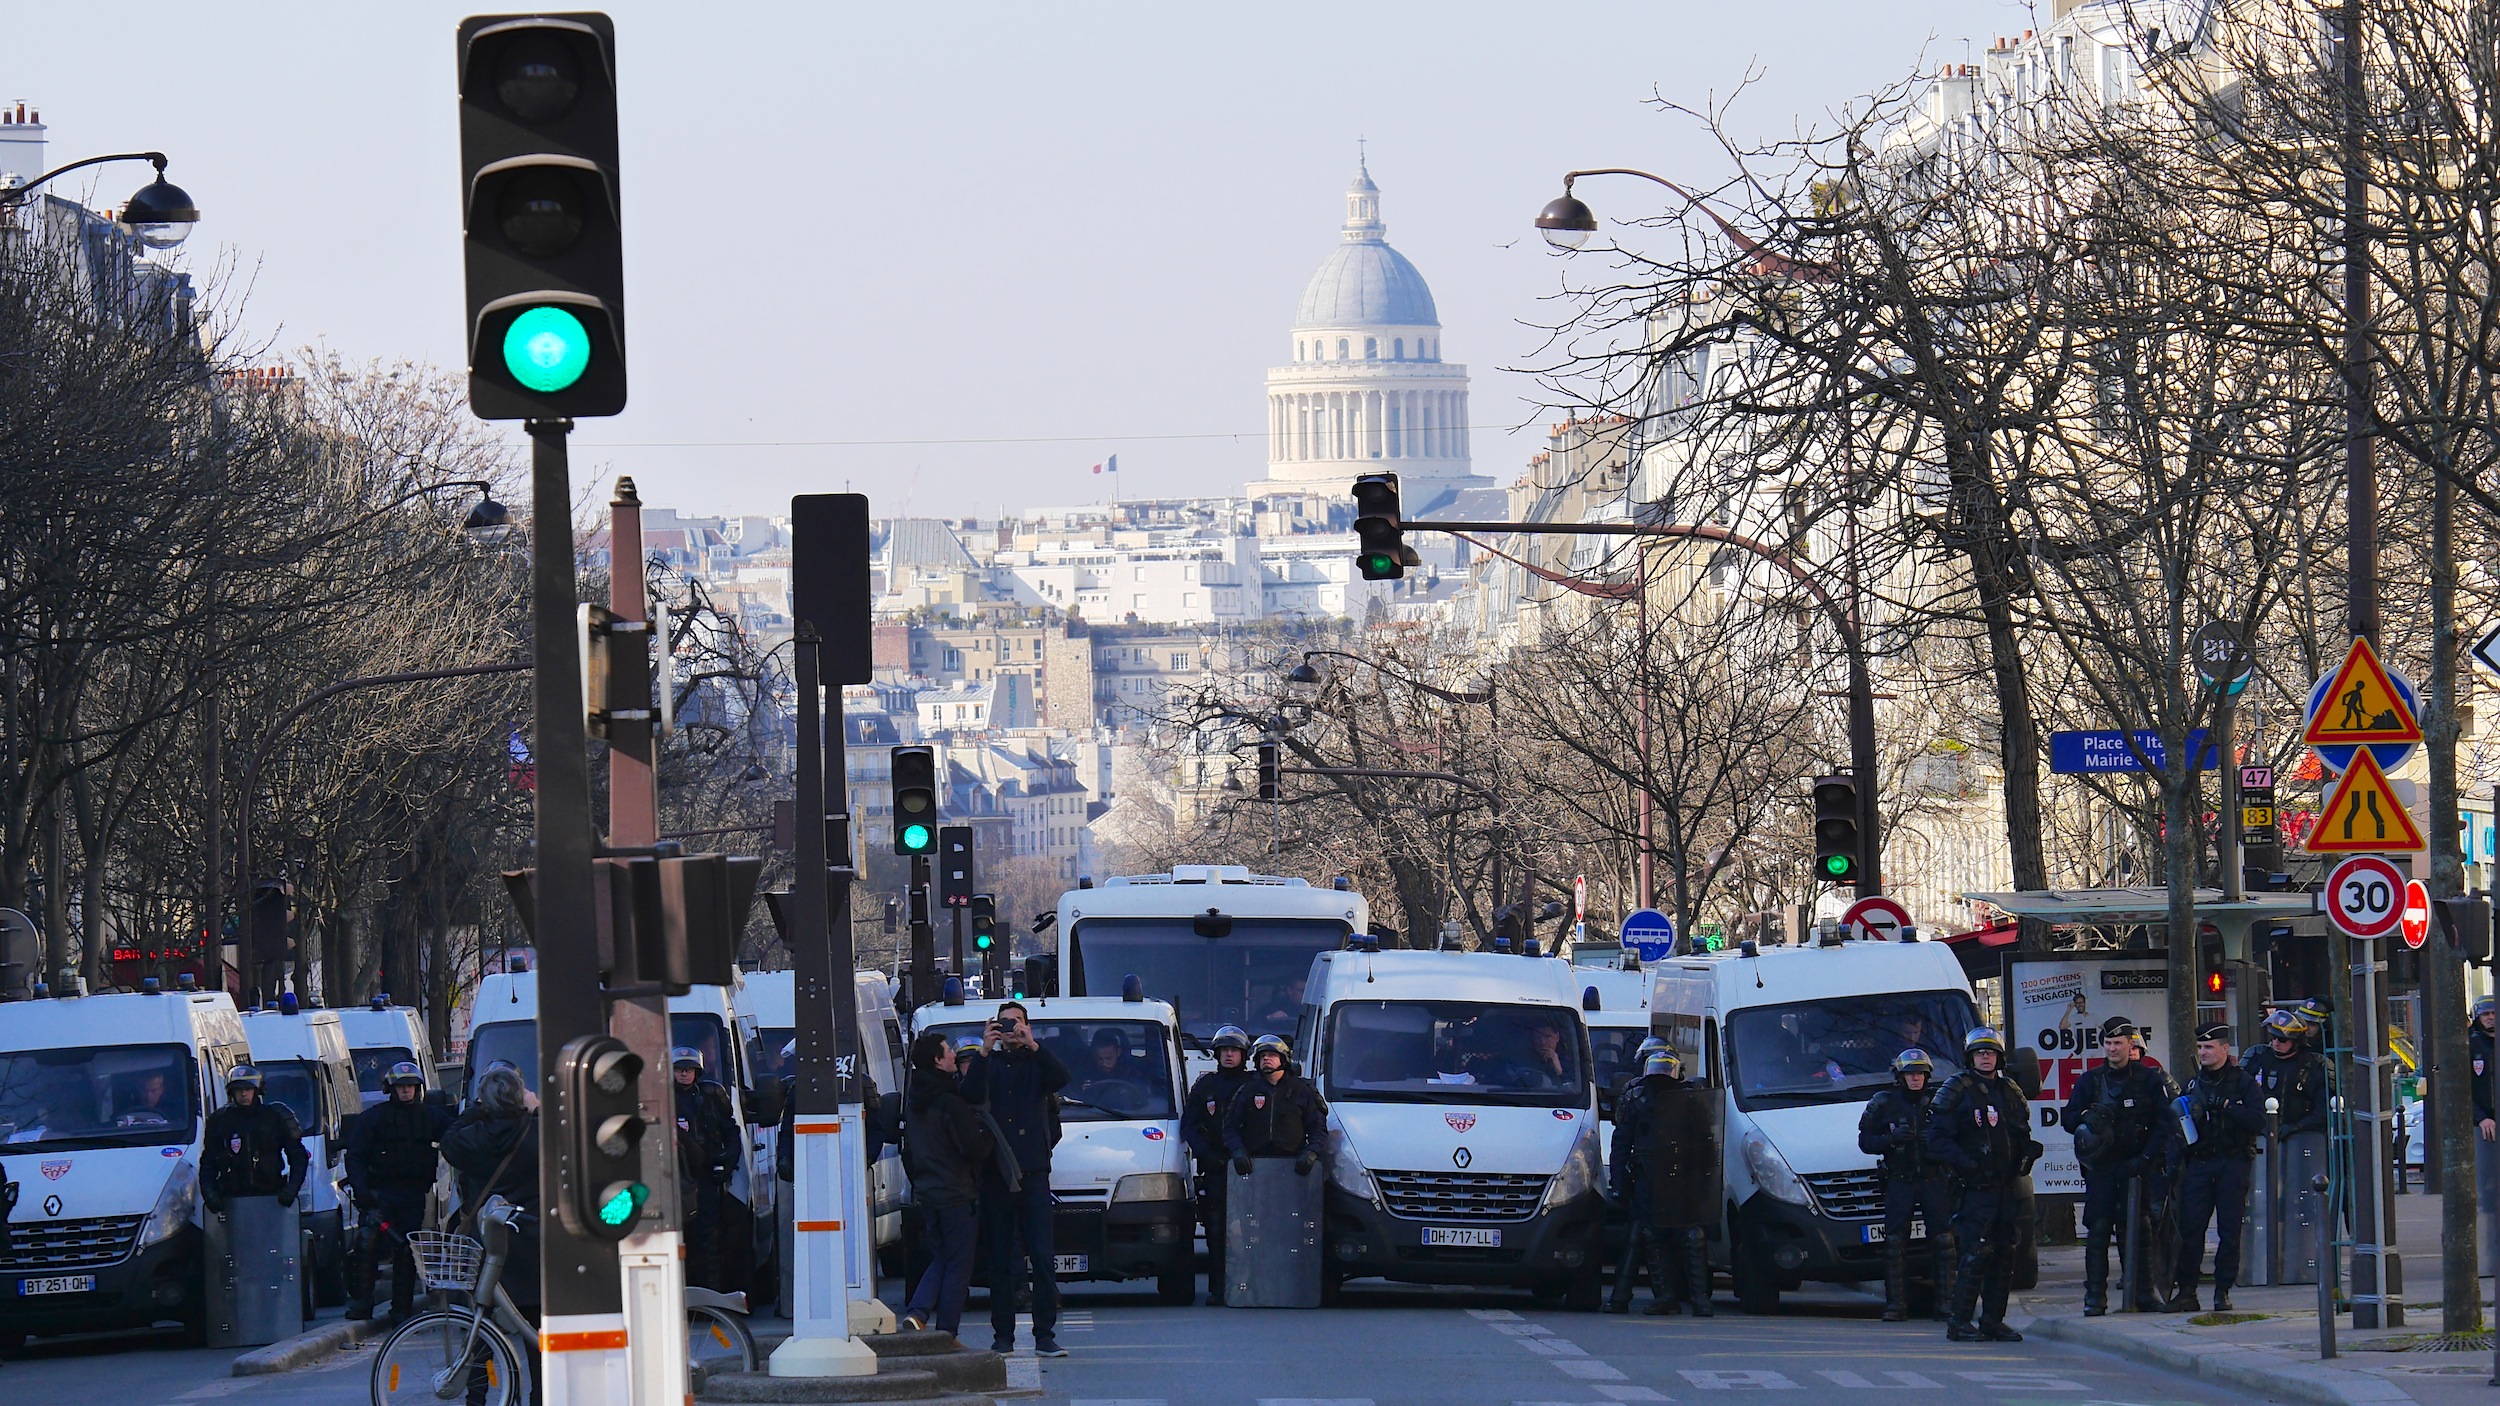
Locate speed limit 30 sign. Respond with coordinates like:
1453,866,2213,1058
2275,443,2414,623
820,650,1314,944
2325,855,2408,940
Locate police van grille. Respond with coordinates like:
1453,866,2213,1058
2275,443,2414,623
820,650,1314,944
1801,1170,1884,1219
1,1214,147,1271
1376,1170,1549,1222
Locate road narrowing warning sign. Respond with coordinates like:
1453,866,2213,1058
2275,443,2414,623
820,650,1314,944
2304,748,2426,854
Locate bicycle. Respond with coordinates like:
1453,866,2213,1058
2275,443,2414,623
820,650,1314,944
369,1198,535,1406
684,1287,756,1377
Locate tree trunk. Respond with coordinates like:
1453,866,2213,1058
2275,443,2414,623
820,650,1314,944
2425,464,2480,1330
2162,770,2200,1068
1971,540,2049,891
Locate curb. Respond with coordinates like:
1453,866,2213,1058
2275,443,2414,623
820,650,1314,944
2024,1312,2415,1406
231,1315,387,1376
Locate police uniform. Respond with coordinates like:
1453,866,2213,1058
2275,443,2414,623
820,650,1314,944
673,1052,739,1290
1183,1027,1255,1305
342,1066,450,1320
1614,1049,1716,1316
2471,1000,2496,1217
201,1072,310,1210
2062,1017,2176,1316
1924,1030,2038,1342
1858,1049,1950,1322
2244,1021,2328,1137
1223,1040,1327,1170
2169,1022,2264,1311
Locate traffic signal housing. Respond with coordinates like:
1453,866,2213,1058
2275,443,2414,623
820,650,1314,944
1351,472,1405,581
1811,775,1862,884
939,826,975,908
1257,740,1280,801
891,745,937,854
457,14,627,419
971,893,998,953
557,1034,647,1240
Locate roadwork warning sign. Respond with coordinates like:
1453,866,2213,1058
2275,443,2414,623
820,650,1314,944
2301,636,2423,747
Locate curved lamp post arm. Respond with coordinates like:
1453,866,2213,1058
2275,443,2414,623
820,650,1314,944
1295,647,1493,706
0,151,167,206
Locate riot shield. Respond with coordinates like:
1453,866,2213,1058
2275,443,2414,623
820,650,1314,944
2278,1131,2326,1286
206,1195,302,1347
1224,1159,1322,1308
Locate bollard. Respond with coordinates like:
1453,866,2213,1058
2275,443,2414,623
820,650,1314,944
2265,1098,2282,1285
2314,1173,2337,1360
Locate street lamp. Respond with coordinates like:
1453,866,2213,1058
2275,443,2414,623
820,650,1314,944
1,151,200,250
1535,181,1599,250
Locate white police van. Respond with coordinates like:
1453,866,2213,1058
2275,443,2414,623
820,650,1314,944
913,987,1197,1304
335,998,437,1109
1301,944,1607,1307
0,975,249,1348
1649,933,2034,1313
736,968,912,1273
240,998,361,1307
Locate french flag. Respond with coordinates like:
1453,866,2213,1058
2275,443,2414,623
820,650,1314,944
1093,454,1118,474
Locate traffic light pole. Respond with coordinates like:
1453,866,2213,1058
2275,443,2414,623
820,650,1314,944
526,419,631,1403
909,856,936,1002
772,626,878,1377
951,905,966,985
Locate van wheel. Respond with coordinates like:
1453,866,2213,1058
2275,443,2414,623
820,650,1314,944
1732,1249,1781,1315
1155,1266,1196,1306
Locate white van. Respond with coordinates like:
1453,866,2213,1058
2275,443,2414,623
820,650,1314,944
335,999,437,1109
461,970,778,1294
0,978,249,1348
1301,946,1607,1307
912,991,1197,1304
1649,935,2023,1313
737,968,912,1265
240,1002,361,1307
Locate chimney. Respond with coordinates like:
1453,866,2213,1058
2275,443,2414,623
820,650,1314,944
0,100,48,191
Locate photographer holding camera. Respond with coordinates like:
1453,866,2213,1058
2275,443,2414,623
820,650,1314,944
959,1001,1069,1356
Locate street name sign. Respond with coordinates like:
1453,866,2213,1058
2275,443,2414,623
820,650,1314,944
2047,729,2215,775
2325,855,2407,940
1843,895,1914,943
2304,748,2425,854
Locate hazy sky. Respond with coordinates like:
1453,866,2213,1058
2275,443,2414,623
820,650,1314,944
20,1,2039,518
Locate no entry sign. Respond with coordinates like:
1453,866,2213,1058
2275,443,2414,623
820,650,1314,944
2401,880,2431,950
2325,855,2407,940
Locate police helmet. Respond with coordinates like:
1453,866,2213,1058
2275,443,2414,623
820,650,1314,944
1209,1025,1251,1054
1250,1034,1292,1066
1892,1048,1934,1079
1635,1035,1670,1063
1644,1047,1683,1080
1963,1028,2005,1059
226,1064,264,1093
2263,1009,2303,1042
385,1061,427,1089
671,1046,704,1071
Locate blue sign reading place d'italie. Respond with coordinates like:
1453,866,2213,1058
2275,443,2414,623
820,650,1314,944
2048,729,2216,775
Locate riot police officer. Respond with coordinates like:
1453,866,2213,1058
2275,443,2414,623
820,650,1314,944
2167,1023,2263,1311
201,1065,309,1212
2063,1017,2173,1316
2245,1009,2327,1137
1612,1046,1715,1316
1860,1048,1950,1322
1223,1035,1327,1174
2472,996,2496,1140
1183,1026,1255,1304
1605,1036,1669,1313
343,1061,450,1321
1924,1029,2038,1343
672,1047,738,1289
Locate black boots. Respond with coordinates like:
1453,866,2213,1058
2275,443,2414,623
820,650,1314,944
1642,1233,1686,1315
1608,1228,1642,1314
1930,1235,1956,1323
1882,1245,1908,1322
1977,1261,2019,1341
1682,1228,1714,1317
2212,1286,2234,1312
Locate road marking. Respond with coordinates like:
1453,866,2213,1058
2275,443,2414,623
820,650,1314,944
174,1384,262,1401
1679,1369,1800,1389
1594,1390,1674,1403
1069,1400,1166,1405
1953,1370,2088,1392
1256,1400,1375,1406
1554,1359,1629,1380
1517,1336,1589,1357
1817,1371,1942,1389
1490,1320,1556,1336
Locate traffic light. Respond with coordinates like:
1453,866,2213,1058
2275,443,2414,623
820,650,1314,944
891,745,937,854
939,826,975,908
1257,740,1280,801
457,14,627,420
557,1034,647,1240
2436,895,2493,964
971,893,998,953
1811,775,1861,884
2206,967,2226,996
1351,472,1405,581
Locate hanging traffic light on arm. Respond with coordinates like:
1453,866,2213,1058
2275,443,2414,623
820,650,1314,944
1351,472,1406,581
1811,775,1862,884
891,746,937,855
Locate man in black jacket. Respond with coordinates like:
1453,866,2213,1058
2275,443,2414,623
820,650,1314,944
1613,1046,1715,1317
1924,1029,2038,1343
1183,1026,1254,1305
440,1066,539,1315
898,1033,992,1337
671,1048,739,1290
2167,1023,2264,1312
1223,1035,1327,1173
1859,1048,1950,1323
959,1001,1069,1357
2244,1009,2327,1137
2474,997,2497,1222
343,1062,450,1320
2062,1018,2174,1316
201,1066,309,1212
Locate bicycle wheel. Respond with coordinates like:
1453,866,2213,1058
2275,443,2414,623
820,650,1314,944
687,1303,757,1376
370,1308,528,1406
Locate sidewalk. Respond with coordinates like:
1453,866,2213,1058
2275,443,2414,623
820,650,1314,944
2013,1189,2500,1405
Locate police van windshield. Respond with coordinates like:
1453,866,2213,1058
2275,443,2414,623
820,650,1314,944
465,1013,733,1103
1325,1001,1588,1108
0,1043,195,1152
927,1018,1177,1121
259,1060,326,1132
751,1028,795,1084
1589,1027,1646,1113
351,1047,417,1096
1727,991,1976,1111
1069,917,1344,1041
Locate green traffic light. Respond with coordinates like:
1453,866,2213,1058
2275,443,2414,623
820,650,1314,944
1359,552,1396,576
975,933,994,950
503,305,592,392
901,823,932,852
1822,854,1855,879
596,1181,649,1227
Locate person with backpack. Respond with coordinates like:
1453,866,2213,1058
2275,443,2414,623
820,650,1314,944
897,1032,993,1338
1612,1045,1716,1316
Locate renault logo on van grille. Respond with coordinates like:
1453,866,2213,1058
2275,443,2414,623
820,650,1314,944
1452,1147,1472,1169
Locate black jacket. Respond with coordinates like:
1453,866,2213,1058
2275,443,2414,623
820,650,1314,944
959,1042,1069,1177
1858,1082,1939,1182
2472,1027,2496,1125
2178,1061,2264,1160
2061,1059,2174,1177
202,1099,309,1202
1184,1066,1256,1166
902,1067,994,1209
1613,1073,1716,1225
673,1079,738,1188
1923,1069,2038,1189
1224,1069,1327,1159
2243,1045,2328,1136
439,1108,540,1307
345,1096,452,1199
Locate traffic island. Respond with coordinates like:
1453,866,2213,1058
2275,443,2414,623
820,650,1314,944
705,1330,1008,1406
229,1313,389,1375
2022,1310,2414,1406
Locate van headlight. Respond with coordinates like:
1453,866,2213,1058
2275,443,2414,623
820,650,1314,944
1542,1117,1602,1211
139,1159,198,1249
1741,1129,1809,1206
1329,1124,1379,1205
1112,1173,1187,1203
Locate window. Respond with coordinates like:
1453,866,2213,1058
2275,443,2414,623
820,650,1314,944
1337,338,1349,359
1297,340,1305,361
1170,651,1191,669
1394,337,1404,359
942,648,962,671
1365,337,1377,360
1323,1001,1587,1107
1726,990,1975,1112
1182,593,1198,608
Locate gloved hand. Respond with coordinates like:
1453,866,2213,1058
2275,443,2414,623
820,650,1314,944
354,1192,378,1211
1232,1156,1253,1178
204,1192,230,1218
1294,1149,1319,1177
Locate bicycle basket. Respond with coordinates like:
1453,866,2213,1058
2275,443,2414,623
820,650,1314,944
406,1231,484,1292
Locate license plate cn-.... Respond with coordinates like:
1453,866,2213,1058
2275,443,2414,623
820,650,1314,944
1052,1254,1089,1274
20,1275,95,1295
1860,1220,1925,1243
1421,1226,1501,1247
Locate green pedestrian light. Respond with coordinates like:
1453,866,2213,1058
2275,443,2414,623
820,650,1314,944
900,822,933,853
503,305,593,393
595,1180,649,1228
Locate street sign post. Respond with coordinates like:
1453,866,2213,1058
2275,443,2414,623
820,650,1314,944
1620,908,1675,962
2325,855,2407,940
2401,880,2431,950
1843,895,1915,943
